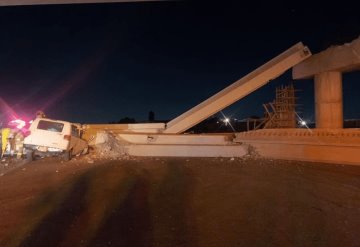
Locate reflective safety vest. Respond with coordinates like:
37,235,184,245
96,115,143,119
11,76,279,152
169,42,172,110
1,128,10,158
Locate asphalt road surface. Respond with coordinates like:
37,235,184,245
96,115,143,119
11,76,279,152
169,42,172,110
1,156,360,247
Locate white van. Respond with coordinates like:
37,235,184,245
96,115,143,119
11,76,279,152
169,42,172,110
24,118,88,161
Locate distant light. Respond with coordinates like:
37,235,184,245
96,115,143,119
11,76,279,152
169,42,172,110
300,120,307,126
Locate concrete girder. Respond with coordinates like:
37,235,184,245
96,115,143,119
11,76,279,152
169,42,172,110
126,144,246,157
164,42,311,134
117,133,234,145
93,132,246,157
293,36,360,79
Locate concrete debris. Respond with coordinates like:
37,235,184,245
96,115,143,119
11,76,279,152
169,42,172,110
0,157,28,176
93,131,110,145
92,131,128,159
246,145,261,158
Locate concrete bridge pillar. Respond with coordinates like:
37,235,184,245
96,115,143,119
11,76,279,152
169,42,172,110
293,37,360,129
314,71,343,128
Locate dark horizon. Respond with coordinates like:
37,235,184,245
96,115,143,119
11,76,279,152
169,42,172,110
0,2,360,124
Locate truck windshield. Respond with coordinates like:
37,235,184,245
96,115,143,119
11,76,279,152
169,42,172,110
37,120,64,133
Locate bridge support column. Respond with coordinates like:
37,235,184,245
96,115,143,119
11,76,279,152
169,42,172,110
314,71,343,128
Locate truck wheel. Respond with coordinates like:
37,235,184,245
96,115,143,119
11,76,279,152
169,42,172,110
63,149,72,161
25,150,34,162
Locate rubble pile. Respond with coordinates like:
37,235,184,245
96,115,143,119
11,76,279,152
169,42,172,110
0,158,27,176
91,131,128,159
245,144,261,159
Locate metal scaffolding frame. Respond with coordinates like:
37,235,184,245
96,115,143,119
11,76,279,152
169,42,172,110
257,84,298,129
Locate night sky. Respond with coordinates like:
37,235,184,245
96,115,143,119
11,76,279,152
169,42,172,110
0,1,360,124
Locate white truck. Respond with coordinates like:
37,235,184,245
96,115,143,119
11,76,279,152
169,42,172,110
24,118,88,161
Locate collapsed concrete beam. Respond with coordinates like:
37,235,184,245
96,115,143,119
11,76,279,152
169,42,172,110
82,123,165,142
293,36,360,79
92,131,246,157
126,144,246,157
117,133,246,157
164,42,311,134
117,132,234,145
84,123,165,133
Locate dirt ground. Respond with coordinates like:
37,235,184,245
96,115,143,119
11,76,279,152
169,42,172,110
1,155,360,247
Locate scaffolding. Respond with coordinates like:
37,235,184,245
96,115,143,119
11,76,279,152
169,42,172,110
256,84,298,129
